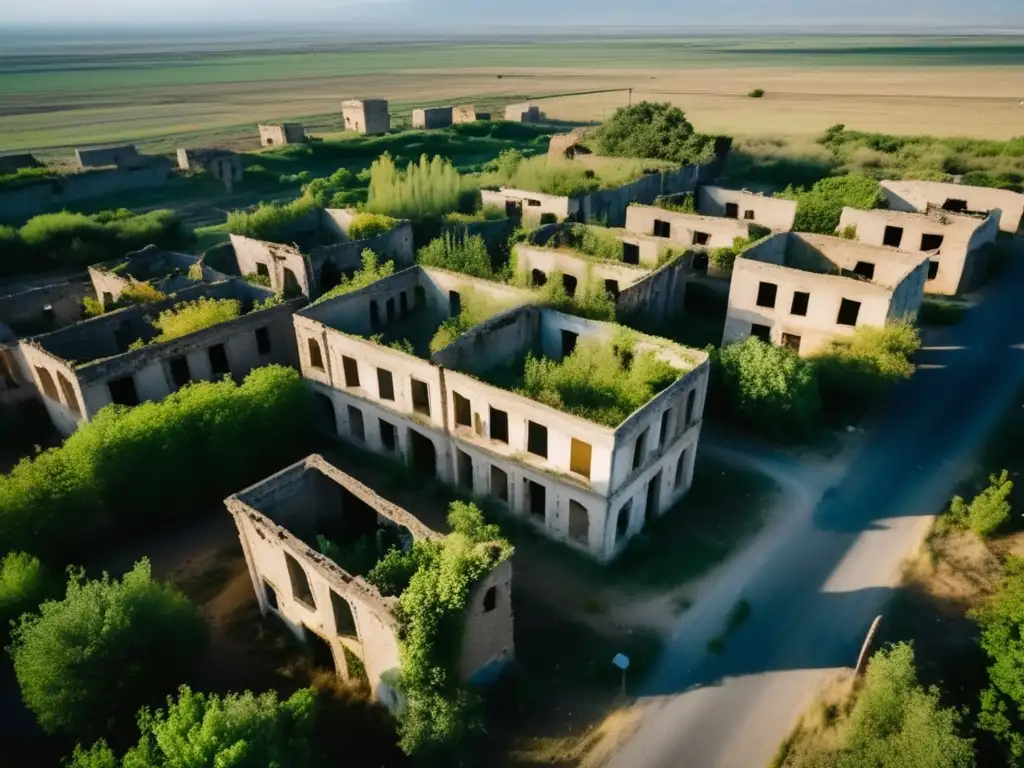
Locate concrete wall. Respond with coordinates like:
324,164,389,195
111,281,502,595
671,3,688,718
342,100,390,135
504,104,543,123
445,217,515,254
230,235,313,297
698,186,797,231
0,154,40,173
453,105,478,124
75,145,140,169
626,205,750,247
480,188,576,227
838,207,999,295
259,124,305,147
880,180,1024,234
723,233,928,355
412,107,454,130
0,279,92,336
0,164,172,224
617,258,689,322
513,244,649,293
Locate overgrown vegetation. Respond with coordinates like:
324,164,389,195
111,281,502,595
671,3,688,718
532,268,617,322
226,197,316,242
0,209,193,277
9,559,207,742
486,331,683,427
480,149,668,197
546,223,625,261
939,471,1014,539
417,231,493,278
70,686,318,768
443,204,506,224
365,153,478,222
346,212,399,239
82,282,167,318
595,102,720,165
314,249,395,304
708,226,772,271
655,193,697,214
0,551,58,643
363,502,512,760
0,366,312,558
130,296,242,349
777,173,886,234
428,287,523,354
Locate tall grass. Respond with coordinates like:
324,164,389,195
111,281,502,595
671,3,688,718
365,153,478,222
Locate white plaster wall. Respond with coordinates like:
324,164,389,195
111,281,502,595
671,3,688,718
459,559,515,681
625,205,750,247
17,344,86,436
230,235,312,297
480,188,576,224
513,246,648,290
880,180,1024,233
698,187,797,231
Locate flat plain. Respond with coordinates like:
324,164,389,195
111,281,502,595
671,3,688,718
1,34,1023,155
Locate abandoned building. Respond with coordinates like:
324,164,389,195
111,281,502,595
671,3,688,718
697,186,797,231
547,129,593,160
412,106,453,130
342,100,390,135
838,205,999,295
504,103,544,123
230,208,414,299
176,148,244,189
626,204,752,248
723,232,928,356
74,145,143,170
258,123,306,148
225,454,514,709
0,153,41,173
453,105,485,124
294,267,709,562
17,280,303,435
88,245,229,307
880,179,1024,234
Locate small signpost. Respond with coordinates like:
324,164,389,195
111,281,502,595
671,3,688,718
612,653,630,696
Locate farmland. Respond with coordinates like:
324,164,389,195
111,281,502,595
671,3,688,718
1,34,1023,155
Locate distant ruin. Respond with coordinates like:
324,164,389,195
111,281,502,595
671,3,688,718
258,123,306,147
342,100,390,135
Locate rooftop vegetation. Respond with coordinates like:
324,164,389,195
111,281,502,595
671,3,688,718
417,231,494,279
655,192,697,214
313,248,394,305
0,165,57,189
428,286,525,355
777,173,886,234
478,148,667,197
708,226,772,270
83,281,167,318
128,296,242,350
482,330,683,427
594,102,721,165
546,223,625,261
346,211,399,239
443,203,506,224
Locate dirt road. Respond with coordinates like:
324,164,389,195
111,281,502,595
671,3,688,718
596,241,1024,768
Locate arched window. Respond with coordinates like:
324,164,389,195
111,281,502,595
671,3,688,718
307,338,325,371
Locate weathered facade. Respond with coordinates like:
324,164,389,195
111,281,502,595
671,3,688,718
697,186,797,231
226,454,514,709
88,245,229,307
294,268,709,562
626,205,752,247
453,105,481,124
342,100,390,135
258,123,306,147
880,180,1024,234
411,106,453,130
838,206,999,295
547,129,592,160
504,103,544,123
724,233,928,356
230,208,415,299
19,280,303,435
74,145,142,169
176,148,243,188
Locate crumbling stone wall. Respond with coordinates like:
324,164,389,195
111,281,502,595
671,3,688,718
698,186,797,231
74,145,142,169
258,123,306,147
626,205,750,247
0,278,92,337
342,100,390,135
412,107,454,130
452,105,478,124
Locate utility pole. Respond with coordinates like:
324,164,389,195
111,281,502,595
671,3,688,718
628,88,633,107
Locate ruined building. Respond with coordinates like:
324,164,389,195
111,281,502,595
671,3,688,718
724,232,928,356
230,208,415,299
226,454,514,709
88,245,229,307
838,205,999,295
342,100,390,135
453,105,486,124
504,103,544,123
258,123,306,147
880,179,1023,234
697,186,798,232
294,266,709,562
74,145,143,170
176,148,244,189
412,106,453,130
626,204,753,248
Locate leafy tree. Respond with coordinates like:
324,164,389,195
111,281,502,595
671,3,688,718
973,557,1024,759
69,686,318,768
713,337,821,438
314,249,395,304
366,153,477,222
0,551,58,642
9,559,207,741
820,643,975,768
777,174,886,234
595,102,719,164
944,471,1014,539
302,167,359,208
417,231,493,279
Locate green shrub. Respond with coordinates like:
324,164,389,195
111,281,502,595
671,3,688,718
838,224,858,239
534,268,616,321
0,366,312,557
549,223,624,261
777,174,886,234
429,288,525,354
417,231,492,278
119,281,165,305
748,89,766,98
655,193,697,214
134,297,241,347
713,337,821,438
314,249,395,304
70,685,318,768
365,153,477,222
226,197,316,241
347,212,399,239
82,296,106,318
9,559,207,741
0,552,58,642
708,231,769,271
301,168,360,209
595,102,720,164
513,332,681,427
944,471,1014,539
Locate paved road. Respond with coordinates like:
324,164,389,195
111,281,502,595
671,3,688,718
601,242,1024,768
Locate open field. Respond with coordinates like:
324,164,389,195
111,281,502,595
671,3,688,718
1,35,1023,155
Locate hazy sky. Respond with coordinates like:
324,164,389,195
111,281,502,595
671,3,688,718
2,0,1023,28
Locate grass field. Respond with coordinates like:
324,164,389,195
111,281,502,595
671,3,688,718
1,34,1022,155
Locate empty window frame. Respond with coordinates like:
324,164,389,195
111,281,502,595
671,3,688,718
347,405,365,441
489,407,509,443
457,449,474,491
449,290,462,316
743,209,755,220
790,291,810,316
782,333,802,353
370,300,381,330
490,465,509,503
331,591,357,637
568,500,589,545
453,391,472,427
927,260,940,280
57,373,80,415
631,428,648,471
379,419,397,452
531,269,547,287
622,242,640,265
377,368,395,401
658,409,671,449
255,326,271,355
527,421,548,458
692,231,710,246
308,338,325,371
882,225,904,248
108,375,139,406
756,281,778,309
561,329,578,358
653,219,671,238
942,198,968,213
674,449,687,487
411,378,430,415
853,261,875,280
256,262,271,279
342,355,360,387
837,298,861,327
570,438,592,479
750,323,772,342
284,551,316,610
724,202,739,218
615,501,632,544
562,273,578,298
604,279,620,300
483,586,497,612
685,388,697,425
35,367,59,401
921,233,944,251
400,291,409,317
208,344,230,376
263,579,279,611
526,479,546,521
